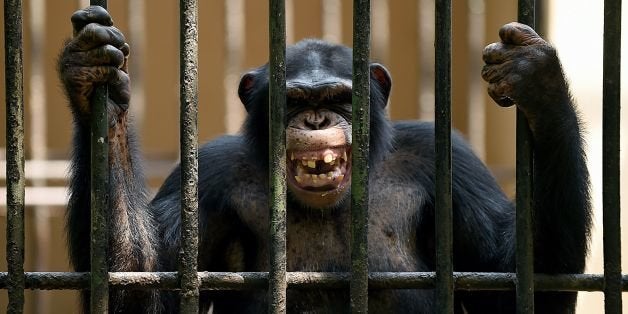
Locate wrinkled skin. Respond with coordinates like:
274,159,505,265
59,6,590,314
481,22,571,129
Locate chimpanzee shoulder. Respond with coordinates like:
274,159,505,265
150,135,259,254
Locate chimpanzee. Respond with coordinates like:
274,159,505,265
58,5,591,314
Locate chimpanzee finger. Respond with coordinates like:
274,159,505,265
63,66,130,114
498,22,546,46
119,43,130,57
68,23,126,52
65,44,125,68
119,43,130,73
482,42,510,65
71,6,113,36
481,61,512,83
487,75,521,107
108,70,130,107
64,65,126,87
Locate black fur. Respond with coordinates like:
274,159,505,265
63,34,591,312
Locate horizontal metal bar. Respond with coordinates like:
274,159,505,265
0,272,623,292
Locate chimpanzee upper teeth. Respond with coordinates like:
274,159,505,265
291,152,295,161
307,160,316,168
302,160,308,166
342,151,347,161
324,154,333,163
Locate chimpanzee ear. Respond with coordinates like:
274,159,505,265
370,63,392,107
238,71,257,112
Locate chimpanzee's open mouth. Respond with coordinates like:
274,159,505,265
287,146,351,193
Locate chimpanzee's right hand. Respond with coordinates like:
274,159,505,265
59,6,130,124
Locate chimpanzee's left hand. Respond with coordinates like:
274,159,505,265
482,22,571,126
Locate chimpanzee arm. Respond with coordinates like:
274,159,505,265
480,22,592,312
58,6,160,312
482,22,591,274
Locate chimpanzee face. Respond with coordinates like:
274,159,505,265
239,39,391,209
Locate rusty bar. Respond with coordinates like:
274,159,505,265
179,0,200,312
434,0,453,312
0,272,623,292
87,0,110,313
4,0,25,312
268,0,287,313
603,0,622,312
351,0,371,313
516,1,535,313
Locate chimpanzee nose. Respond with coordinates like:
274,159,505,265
303,111,331,130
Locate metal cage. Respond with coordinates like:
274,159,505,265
3,0,624,313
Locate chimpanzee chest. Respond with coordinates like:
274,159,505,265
246,204,421,273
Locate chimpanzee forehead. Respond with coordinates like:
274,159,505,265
286,39,353,82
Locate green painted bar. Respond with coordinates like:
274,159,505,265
602,0,622,313
434,0,453,312
4,0,25,313
351,0,371,313
516,1,535,313
179,0,200,312
268,0,287,313
88,0,110,313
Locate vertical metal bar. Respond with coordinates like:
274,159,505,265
268,0,287,313
179,0,200,312
603,0,622,312
4,0,25,313
434,0,453,313
351,0,370,312
515,1,535,313
88,0,110,313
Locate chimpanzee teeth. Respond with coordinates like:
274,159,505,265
324,153,333,163
342,151,347,161
295,176,302,183
302,160,308,166
327,172,333,178
307,160,317,168
337,174,344,182
318,173,326,179
291,152,295,161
